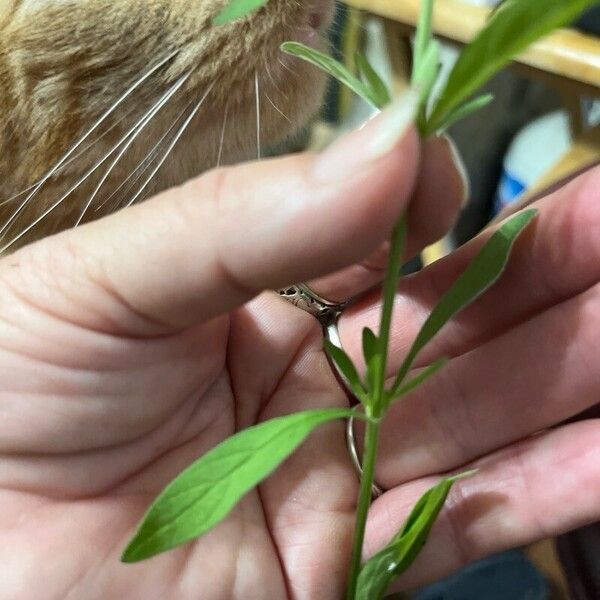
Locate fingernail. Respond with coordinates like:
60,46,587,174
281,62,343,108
313,89,419,183
443,134,470,207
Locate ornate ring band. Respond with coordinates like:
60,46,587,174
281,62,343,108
278,283,385,499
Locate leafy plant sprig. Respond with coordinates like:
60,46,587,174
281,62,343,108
123,1,597,598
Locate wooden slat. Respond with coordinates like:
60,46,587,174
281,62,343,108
346,0,600,91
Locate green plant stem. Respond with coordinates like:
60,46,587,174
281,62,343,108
373,216,407,414
346,417,380,600
412,0,434,79
346,217,407,598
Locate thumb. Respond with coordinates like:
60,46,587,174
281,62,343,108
4,93,420,334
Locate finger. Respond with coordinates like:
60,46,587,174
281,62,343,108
366,420,600,592
257,331,358,599
494,158,600,223
305,135,467,302
375,282,600,486
339,165,600,371
2,95,420,335
406,135,468,258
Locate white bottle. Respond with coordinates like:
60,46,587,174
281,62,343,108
493,111,572,214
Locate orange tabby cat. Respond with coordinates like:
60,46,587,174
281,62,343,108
0,0,333,250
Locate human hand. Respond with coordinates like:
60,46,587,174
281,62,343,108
341,162,600,594
0,102,597,598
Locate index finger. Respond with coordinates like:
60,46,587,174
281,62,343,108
2,95,421,335
340,164,600,371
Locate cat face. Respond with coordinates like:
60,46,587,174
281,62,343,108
0,0,333,249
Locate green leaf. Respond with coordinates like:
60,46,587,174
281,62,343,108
362,327,378,365
122,408,352,562
281,42,378,108
413,39,441,133
413,0,435,76
355,52,391,109
324,339,367,402
213,0,269,25
390,209,537,396
425,93,494,136
388,357,448,401
428,0,598,132
411,0,439,131
413,39,441,104
356,472,475,599
362,327,381,396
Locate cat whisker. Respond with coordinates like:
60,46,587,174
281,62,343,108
1,158,116,253
0,183,41,208
123,82,216,210
0,50,179,239
95,98,197,214
0,70,189,253
265,63,289,100
264,91,291,123
277,57,299,78
216,106,228,168
0,108,135,209
75,72,192,226
59,108,138,174
255,72,262,160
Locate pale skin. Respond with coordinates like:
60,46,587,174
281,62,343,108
0,110,598,599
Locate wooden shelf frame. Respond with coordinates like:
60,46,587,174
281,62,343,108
346,0,600,95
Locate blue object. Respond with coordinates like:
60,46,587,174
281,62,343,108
412,550,550,600
493,168,527,215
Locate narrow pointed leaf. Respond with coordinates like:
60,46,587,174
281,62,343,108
366,354,383,403
122,408,352,562
355,52,391,109
324,339,366,402
356,472,475,599
281,42,377,108
362,327,378,365
213,0,269,25
425,93,494,136
392,209,537,393
413,0,435,75
389,357,448,401
428,0,598,132
413,39,441,106
414,39,441,132
362,327,382,396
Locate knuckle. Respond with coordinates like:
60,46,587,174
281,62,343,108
179,166,257,298
182,165,235,221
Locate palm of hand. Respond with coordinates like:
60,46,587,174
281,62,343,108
1,153,599,600
0,289,360,598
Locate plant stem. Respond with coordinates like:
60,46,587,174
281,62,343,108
346,217,407,598
373,216,407,414
412,0,435,78
346,417,380,599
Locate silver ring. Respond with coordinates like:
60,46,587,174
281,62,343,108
278,284,385,498
346,414,384,499
277,283,348,328
277,283,349,365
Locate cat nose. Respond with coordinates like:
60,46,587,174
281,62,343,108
308,11,322,31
